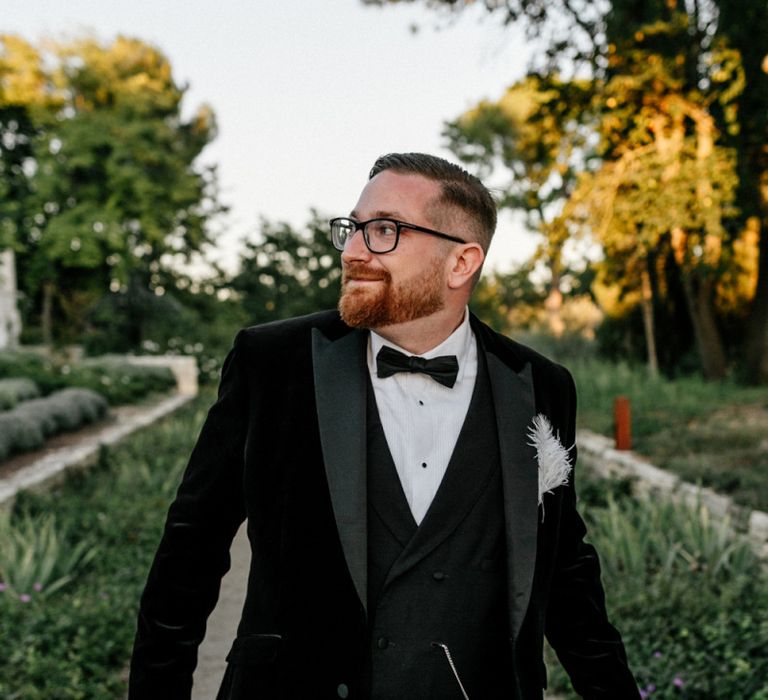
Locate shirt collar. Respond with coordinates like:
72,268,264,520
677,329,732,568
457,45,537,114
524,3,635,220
369,307,474,369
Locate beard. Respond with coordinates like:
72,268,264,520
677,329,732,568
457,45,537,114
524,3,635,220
338,256,445,329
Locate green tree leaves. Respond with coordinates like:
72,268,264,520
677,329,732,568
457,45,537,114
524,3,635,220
0,34,222,345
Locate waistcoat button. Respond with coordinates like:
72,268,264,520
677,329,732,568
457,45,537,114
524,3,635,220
337,682,349,698
376,636,389,649
432,571,446,581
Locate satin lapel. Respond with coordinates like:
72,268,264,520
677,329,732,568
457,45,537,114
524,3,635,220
485,352,538,643
312,327,369,615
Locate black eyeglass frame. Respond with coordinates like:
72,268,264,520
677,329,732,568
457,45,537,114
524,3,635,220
329,217,467,254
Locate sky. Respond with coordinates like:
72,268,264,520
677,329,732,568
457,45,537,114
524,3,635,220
3,0,538,273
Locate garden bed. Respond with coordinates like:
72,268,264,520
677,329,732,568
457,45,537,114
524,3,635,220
569,358,768,513
0,385,766,699
0,351,182,466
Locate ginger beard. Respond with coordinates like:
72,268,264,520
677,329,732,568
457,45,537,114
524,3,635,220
338,253,446,329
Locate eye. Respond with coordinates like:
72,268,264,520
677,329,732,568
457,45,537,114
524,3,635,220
369,220,397,238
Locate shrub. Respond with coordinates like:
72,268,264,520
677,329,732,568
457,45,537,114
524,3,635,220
569,358,768,511
0,513,98,600
0,413,44,460
0,378,40,410
547,481,768,699
0,388,108,461
0,351,176,405
0,394,210,698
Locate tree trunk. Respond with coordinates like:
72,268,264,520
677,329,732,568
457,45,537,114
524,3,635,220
679,273,728,379
639,263,659,378
744,215,768,383
41,280,54,348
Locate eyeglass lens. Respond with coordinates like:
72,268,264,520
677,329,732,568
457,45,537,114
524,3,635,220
331,219,398,253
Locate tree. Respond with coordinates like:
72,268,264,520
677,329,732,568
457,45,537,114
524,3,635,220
370,0,767,381
0,34,222,346
445,74,594,338
232,213,341,324
566,18,744,379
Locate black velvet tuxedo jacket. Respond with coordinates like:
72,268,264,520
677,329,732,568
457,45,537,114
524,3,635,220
129,310,639,699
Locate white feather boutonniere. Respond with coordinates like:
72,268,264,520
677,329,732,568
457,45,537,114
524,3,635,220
527,413,573,511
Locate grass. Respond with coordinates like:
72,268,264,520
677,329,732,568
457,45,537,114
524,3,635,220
568,358,768,512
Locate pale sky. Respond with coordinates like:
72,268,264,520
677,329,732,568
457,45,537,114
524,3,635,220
4,0,538,273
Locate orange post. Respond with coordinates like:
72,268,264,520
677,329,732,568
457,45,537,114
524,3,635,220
614,396,631,451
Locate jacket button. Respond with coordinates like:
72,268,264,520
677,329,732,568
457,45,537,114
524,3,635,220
377,636,389,649
432,571,446,581
337,682,349,698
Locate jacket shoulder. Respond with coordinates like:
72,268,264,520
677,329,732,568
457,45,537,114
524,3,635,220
473,316,573,386
233,309,348,350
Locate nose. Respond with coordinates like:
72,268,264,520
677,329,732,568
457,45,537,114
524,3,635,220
340,227,371,263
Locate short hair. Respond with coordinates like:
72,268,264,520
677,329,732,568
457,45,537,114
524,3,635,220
369,152,497,253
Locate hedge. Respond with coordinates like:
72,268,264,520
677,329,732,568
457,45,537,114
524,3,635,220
0,352,176,405
0,378,40,411
0,389,108,461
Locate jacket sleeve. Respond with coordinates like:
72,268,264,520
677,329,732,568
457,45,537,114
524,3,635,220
544,368,641,699
128,332,249,699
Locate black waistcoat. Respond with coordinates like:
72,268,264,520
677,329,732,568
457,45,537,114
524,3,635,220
365,354,513,699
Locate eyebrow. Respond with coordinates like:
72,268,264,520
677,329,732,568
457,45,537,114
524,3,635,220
348,209,402,221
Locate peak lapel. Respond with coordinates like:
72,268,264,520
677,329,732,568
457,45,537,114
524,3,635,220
485,353,538,643
312,327,369,615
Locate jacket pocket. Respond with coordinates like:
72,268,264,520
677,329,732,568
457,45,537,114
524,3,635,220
225,633,282,665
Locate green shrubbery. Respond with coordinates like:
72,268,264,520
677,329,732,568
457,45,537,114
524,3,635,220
0,351,177,405
568,357,768,512
0,389,765,698
0,378,40,410
0,394,208,698
0,388,108,461
547,475,768,699
0,513,98,600
0,351,178,463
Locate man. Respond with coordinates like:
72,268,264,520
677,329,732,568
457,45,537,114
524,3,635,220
129,153,639,699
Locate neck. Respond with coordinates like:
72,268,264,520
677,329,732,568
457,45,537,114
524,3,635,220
372,305,466,355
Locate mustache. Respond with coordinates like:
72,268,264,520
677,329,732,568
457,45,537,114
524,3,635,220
342,263,391,283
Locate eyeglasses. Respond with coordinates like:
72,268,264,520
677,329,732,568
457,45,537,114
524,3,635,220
329,217,466,254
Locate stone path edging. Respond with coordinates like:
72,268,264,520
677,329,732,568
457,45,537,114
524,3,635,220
0,393,194,512
577,429,768,560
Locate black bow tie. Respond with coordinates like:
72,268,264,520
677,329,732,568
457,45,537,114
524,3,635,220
376,346,459,388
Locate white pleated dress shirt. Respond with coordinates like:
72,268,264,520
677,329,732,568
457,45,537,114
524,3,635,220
367,310,478,524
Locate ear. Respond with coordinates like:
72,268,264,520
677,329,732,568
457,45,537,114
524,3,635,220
446,242,485,290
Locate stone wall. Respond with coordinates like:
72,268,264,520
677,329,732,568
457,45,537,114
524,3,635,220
578,429,768,560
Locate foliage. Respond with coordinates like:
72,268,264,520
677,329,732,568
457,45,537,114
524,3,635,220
231,212,341,324
447,75,596,338
545,486,768,699
0,512,98,600
361,0,607,74
569,356,768,511
0,388,108,460
0,351,176,405
0,33,223,346
0,377,39,409
0,395,209,698
567,14,747,380
471,261,600,339
374,0,768,383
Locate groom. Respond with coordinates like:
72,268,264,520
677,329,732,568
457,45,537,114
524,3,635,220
129,152,639,698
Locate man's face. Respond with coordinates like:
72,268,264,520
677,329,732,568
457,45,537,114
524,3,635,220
338,171,450,330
